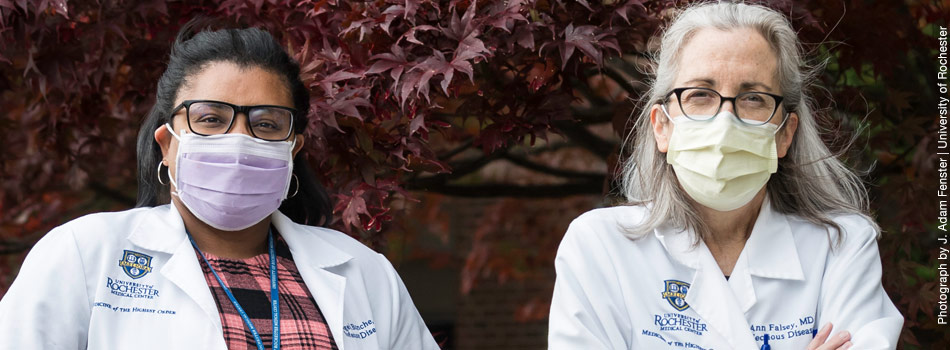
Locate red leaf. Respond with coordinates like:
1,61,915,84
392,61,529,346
49,0,67,18
411,50,456,97
409,113,425,134
399,24,439,45
615,0,647,24
575,0,593,12
454,33,490,63
341,18,375,42
367,44,409,86
451,59,473,83
599,36,621,56
562,23,602,66
329,97,370,120
317,37,343,62
444,0,479,41
312,104,343,132
404,0,419,21
327,87,372,119
322,70,363,84
484,0,528,32
249,0,264,12
342,195,368,230
399,70,421,105
514,25,535,50
380,5,405,34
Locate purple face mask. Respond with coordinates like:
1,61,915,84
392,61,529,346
165,124,294,231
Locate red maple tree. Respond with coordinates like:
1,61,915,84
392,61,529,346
1,0,946,347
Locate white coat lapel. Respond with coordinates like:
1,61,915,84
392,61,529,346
726,256,757,313
126,204,225,344
744,199,804,281
656,225,758,349
296,266,347,348
273,213,353,349
687,243,758,349
726,198,804,315
160,237,225,333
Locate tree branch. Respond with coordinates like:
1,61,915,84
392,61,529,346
0,238,37,255
406,180,604,198
599,65,645,95
409,151,505,187
552,121,616,160
527,142,574,155
437,138,475,160
501,153,606,180
89,181,136,207
570,105,619,124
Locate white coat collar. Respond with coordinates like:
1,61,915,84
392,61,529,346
127,203,354,349
127,203,353,268
652,197,804,349
742,197,805,281
126,202,189,254
268,211,353,348
653,197,804,280
654,223,758,349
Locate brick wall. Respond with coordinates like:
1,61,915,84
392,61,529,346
454,276,553,350
399,195,600,349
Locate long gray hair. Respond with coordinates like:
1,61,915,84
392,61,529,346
619,1,877,244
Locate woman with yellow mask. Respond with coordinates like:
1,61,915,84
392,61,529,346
548,2,903,350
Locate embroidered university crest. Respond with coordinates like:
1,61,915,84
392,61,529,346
661,279,691,311
119,250,153,279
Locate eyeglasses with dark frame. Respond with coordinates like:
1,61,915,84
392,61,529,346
170,99,297,141
661,87,787,126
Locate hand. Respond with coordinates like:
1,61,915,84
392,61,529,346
806,323,852,350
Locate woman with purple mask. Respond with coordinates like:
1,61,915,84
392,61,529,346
0,22,439,350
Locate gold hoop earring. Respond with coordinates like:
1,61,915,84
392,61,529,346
157,161,167,185
289,173,300,198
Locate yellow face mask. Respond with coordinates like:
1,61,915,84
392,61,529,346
664,110,779,211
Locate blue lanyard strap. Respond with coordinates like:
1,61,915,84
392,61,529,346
189,229,281,350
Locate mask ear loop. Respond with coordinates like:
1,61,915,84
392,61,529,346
659,104,677,124
164,123,182,141
163,123,182,196
773,112,791,135
166,165,180,197
285,135,298,199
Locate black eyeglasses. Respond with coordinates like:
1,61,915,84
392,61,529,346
662,87,786,126
170,100,297,141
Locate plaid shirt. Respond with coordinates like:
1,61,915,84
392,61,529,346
197,232,339,350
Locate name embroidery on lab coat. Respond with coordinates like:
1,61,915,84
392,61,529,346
343,319,377,339
119,250,154,279
749,316,818,344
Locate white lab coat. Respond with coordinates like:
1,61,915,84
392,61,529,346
0,204,439,350
548,199,903,350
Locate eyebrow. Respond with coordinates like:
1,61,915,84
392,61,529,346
682,78,775,93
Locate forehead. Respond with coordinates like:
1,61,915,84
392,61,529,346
176,61,293,107
673,27,779,92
